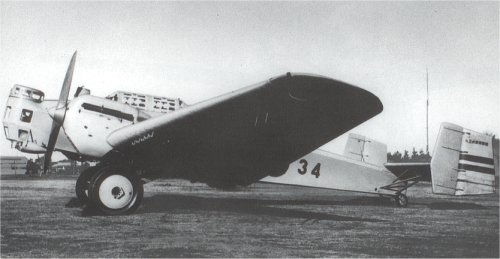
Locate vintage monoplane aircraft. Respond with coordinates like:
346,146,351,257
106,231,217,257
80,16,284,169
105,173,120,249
3,52,409,215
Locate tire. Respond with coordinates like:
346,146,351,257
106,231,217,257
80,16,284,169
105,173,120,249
395,193,408,207
88,166,143,215
75,166,100,205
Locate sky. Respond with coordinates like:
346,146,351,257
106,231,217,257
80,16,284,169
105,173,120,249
0,1,498,160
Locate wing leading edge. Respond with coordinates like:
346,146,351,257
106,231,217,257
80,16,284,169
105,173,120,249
106,73,383,187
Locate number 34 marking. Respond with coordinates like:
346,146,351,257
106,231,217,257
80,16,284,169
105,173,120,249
297,159,321,178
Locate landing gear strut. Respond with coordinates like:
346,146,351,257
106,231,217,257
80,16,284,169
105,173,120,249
75,165,143,215
379,175,420,207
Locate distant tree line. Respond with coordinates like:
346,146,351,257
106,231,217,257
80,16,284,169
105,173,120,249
387,148,431,163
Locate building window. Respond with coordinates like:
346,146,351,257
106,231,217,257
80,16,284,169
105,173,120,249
18,129,28,140
22,89,31,97
31,92,44,102
4,126,9,138
20,109,33,123
4,106,11,119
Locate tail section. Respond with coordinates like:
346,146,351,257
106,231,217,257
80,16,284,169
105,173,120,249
261,149,397,195
261,133,397,195
343,133,387,167
431,122,496,195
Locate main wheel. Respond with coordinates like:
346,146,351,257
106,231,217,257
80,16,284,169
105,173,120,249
395,193,408,207
88,166,143,215
75,166,100,205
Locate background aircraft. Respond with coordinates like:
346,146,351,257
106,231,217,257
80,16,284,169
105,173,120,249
431,122,498,195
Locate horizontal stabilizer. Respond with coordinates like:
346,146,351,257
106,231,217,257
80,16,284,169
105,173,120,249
384,162,431,181
431,122,497,195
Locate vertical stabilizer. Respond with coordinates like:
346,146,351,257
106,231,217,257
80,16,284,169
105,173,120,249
343,133,387,167
431,122,496,195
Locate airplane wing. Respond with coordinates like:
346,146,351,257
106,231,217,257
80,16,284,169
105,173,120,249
106,73,383,187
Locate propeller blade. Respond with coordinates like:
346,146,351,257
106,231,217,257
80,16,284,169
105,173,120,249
43,123,61,173
43,51,77,174
55,51,77,121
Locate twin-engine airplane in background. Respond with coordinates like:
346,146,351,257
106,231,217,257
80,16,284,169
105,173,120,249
3,52,496,215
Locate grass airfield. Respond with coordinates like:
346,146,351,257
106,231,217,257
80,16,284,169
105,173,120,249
1,177,498,257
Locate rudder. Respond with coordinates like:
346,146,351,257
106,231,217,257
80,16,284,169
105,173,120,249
431,122,496,195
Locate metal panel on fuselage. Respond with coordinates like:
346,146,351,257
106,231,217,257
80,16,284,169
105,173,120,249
63,95,139,158
262,149,397,195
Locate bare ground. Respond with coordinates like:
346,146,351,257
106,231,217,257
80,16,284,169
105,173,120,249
1,178,498,257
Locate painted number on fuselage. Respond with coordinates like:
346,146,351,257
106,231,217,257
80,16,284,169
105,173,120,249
297,159,320,178
298,159,308,175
